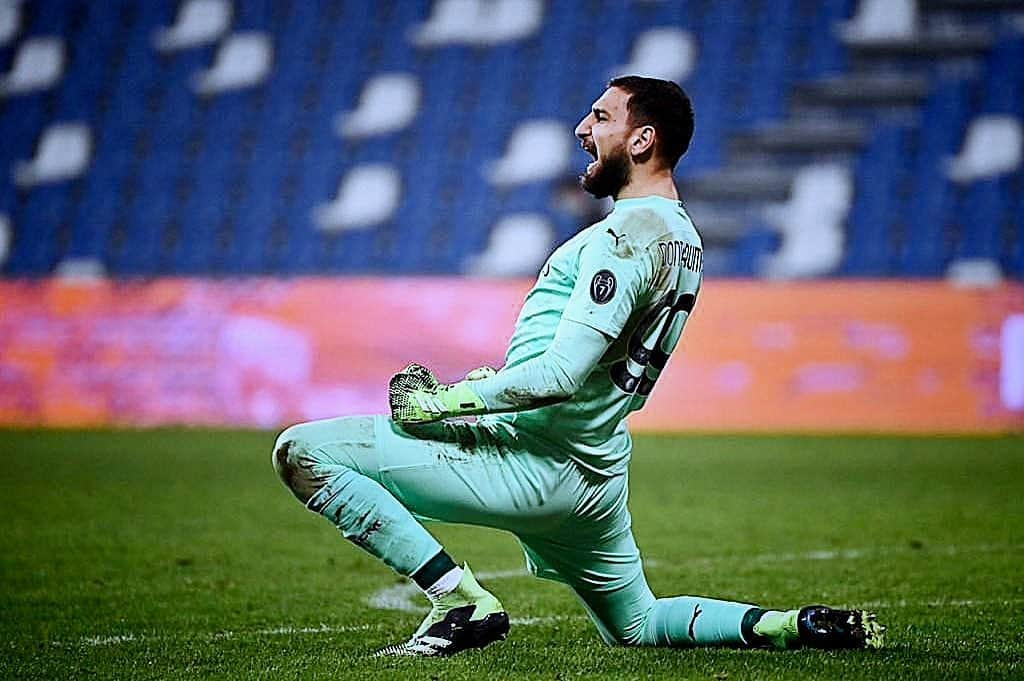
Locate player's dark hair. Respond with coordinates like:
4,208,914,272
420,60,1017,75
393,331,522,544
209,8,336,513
608,75,694,169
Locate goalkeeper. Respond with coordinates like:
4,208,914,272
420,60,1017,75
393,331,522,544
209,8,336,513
271,76,884,656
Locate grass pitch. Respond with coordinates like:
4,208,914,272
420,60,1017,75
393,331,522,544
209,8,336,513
1,429,1021,680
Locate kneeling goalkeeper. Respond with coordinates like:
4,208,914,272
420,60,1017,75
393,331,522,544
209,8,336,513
272,76,884,656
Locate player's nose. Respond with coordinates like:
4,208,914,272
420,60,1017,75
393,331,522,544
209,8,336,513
574,117,590,140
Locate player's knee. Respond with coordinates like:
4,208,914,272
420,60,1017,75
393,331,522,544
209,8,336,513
588,606,647,647
604,622,645,647
272,417,375,504
271,424,322,504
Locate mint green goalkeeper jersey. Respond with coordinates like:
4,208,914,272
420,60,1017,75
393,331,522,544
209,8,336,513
491,195,704,476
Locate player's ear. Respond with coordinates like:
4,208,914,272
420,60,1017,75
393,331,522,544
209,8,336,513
630,125,656,158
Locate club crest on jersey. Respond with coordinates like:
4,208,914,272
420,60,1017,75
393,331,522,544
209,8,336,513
590,270,617,304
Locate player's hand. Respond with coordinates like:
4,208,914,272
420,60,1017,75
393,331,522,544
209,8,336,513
389,363,487,424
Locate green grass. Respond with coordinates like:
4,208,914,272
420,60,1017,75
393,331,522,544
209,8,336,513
1,429,1022,680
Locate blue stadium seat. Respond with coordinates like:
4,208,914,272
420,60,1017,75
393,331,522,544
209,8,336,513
6,184,70,275
897,79,972,276
844,124,910,275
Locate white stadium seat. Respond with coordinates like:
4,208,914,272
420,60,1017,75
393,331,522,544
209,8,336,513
0,36,64,97
191,32,272,95
153,0,233,52
838,0,918,42
486,119,571,187
13,122,92,187
55,257,107,280
947,114,1023,183
313,164,402,231
946,258,1003,287
612,28,697,84
411,0,478,46
0,0,23,48
410,0,543,47
336,73,421,139
762,163,852,279
465,213,554,277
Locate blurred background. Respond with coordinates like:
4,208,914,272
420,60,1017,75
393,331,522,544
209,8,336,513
0,0,1022,432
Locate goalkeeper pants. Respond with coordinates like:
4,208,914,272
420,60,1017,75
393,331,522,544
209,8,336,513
272,414,760,647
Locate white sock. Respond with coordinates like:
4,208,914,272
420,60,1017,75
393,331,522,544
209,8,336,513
424,565,464,601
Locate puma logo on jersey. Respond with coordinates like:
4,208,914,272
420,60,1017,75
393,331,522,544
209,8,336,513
688,604,703,640
606,228,625,247
658,240,703,273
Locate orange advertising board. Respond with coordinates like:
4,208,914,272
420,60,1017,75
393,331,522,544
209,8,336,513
0,278,1021,432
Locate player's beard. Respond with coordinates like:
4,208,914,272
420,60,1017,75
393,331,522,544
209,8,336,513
579,144,631,199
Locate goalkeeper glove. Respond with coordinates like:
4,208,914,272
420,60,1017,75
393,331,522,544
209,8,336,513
389,363,488,424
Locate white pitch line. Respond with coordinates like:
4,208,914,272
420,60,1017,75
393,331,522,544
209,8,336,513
368,582,427,613
74,617,581,649
74,624,373,648
367,568,533,614
671,543,1024,567
252,623,373,636
80,634,138,646
859,598,1024,609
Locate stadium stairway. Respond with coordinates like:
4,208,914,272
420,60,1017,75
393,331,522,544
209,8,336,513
688,0,1024,279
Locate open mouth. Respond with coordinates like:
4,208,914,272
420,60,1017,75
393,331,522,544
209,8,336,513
581,142,598,173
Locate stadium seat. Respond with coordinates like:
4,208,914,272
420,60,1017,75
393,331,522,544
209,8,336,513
1013,181,1024,273
0,36,63,96
314,164,402,231
730,221,782,277
336,72,421,139
611,27,697,84
762,163,852,278
486,120,572,187
0,0,21,48
153,0,232,52
54,256,105,280
957,176,1015,260
410,0,544,47
191,31,272,95
839,0,918,42
8,184,68,274
464,213,554,276
844,125,909,275
947,115,1023,182
12,121,91,187
979,36,1024,116
898,79,971,276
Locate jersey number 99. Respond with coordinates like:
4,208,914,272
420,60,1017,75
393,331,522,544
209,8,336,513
610,290,697,397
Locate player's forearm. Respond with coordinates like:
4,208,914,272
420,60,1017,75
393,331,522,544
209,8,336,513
467,319,610,413
389,321,610,424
